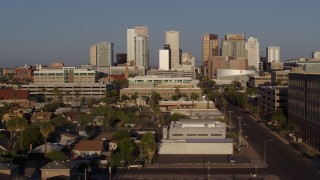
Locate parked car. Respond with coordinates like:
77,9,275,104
127,164,142,169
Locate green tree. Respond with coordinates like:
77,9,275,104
6,119,17,139
15,124,43,152
165,113,188,125
65,91,71,107
41,88,47,102
51,115,70,127
15,117,29,151
113,130,135,166
38,122,55,155
78,114,94,125
41,102,65,112
121,94,130,101
53,87,60,102
286,123,299,134
131,92,139,101
271,109,287,130
150,91,162,110
47,150,66,161
141,133,157,165
190,92,199,101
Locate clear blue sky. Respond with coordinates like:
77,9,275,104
1,0,319,67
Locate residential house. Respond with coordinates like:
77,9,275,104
62,112,81,124
28,143,64,154
18,101,36,109
23,167,40,180
40,161,78,180
59,132,78,147
73,140,104,157
94,132,117,151
55,107,72,115
30,112,53,123
1,109,27,123
0,163,19,179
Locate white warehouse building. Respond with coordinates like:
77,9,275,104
158,119,233,155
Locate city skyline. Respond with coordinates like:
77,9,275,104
0,0,319,67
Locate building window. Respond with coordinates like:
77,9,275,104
172,134,183,136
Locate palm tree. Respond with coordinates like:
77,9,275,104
15,117,28,150
38,122,55,155
41,88,47,102
65,91,70,107
75,92,80,108
6,119,17,139
53,87,60,102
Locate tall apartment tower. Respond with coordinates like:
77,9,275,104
90,42,114,67
266,46,280,62
165,31,180,70
127,26,149,68
221,33,246,58
202,34,219,66
247,37,260,70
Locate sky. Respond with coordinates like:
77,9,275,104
0,0,319,67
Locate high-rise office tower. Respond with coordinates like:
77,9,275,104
266,46,280,62
127,26,149,68
221,33,246,58
90,45,97,66
165,31,180,70
247,37,260,70
90,42,114,67
159,45,171,71
202,34,219,66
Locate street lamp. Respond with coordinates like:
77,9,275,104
228,111,233,129
208,161,211,179
264,139,274,164
237,117,243,147
254,164,257,176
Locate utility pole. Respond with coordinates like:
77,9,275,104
237,117,243,147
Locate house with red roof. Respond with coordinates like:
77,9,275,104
73,140,105,158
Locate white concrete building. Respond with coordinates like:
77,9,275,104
127,76,198,88
158,119,233,155
247,37,259,71
267,46,280,62
159,49,170,70
165,119,226,140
